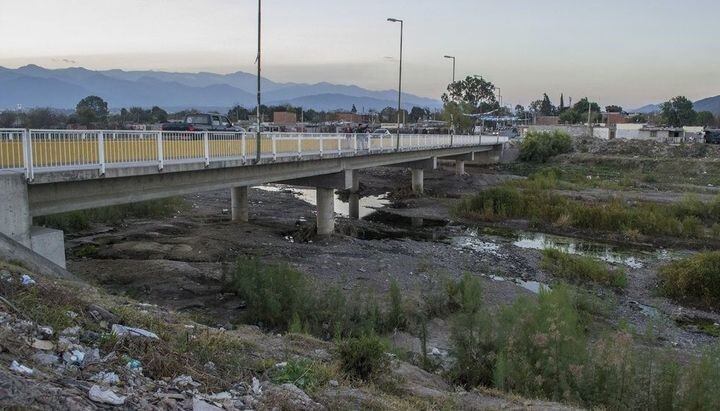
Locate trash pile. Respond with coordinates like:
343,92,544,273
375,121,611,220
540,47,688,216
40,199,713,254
0,268,324,410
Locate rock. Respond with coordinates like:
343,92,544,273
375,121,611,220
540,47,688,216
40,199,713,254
328,380,339,387
60,326,81,337
88,385,126,405
192,397,223,411
173,374,200,388
203,361,216,372
87,304,119,323
63,350,85,366
208,391,232,401
80,330,101,344
38,326,54,337
10,360,34,376
112,324,159,340
31,339,55,351
261,383,325,411
32,353,60,365
65,311,79,319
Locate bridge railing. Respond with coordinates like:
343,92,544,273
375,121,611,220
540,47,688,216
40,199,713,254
0,129,507,180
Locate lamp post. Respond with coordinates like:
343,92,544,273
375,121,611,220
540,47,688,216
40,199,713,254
255,0,262,163
443,55,456,83
387,17,403,151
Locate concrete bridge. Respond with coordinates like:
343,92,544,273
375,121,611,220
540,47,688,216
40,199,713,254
0,129,507,268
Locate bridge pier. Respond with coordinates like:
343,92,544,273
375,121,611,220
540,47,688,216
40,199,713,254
231,186,249,222
316,188,335,236
411,169,424,194
348,172,360,219
455,160,465,176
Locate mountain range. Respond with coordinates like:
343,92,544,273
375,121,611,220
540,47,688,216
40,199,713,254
0,65,442,112
632,96,720,116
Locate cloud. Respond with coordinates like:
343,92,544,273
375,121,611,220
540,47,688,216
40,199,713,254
51,58,78,64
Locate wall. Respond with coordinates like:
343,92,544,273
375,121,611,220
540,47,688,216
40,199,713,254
615,124,645,139
593,127,611,140
524,125,590,138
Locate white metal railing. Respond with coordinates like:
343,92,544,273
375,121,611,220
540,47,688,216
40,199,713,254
0,129,507,180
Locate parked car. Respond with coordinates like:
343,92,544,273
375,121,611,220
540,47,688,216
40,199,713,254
161,114,240,132
371,128,391,136
705,129,720,144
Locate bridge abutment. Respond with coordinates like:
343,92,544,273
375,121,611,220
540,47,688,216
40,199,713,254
231,186,249,222
455,160,466,175
316,188,335,235
0,171,66,268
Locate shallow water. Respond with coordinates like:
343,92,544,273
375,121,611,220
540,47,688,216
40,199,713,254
253,185,390,218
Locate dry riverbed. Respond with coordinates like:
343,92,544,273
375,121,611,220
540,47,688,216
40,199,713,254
62,164,720,365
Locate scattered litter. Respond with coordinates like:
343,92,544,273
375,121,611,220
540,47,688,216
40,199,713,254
63,349,85,366
65,311,79,319
31,339,55,351
204,361,216,372
21,275,36,286
10,360,34,375
89,385,126,405
38,326,53,337
126,359,142,370
91,371,120,385
275,362,287,368
329,379,339,387
112,324,159,340
431,347,441,356
251,377,262,395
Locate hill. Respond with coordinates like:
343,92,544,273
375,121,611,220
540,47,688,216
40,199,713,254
0,65,442,112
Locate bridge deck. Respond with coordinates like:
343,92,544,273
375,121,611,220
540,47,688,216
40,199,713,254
0,129,506,182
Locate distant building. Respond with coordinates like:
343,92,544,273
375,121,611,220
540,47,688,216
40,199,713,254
534,116,559,126
273,111,297,125
334,112,363,123
638,126,684,142
604,112,629,127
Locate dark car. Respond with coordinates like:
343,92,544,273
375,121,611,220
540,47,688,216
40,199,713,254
705,129,720,144
162,114,240,132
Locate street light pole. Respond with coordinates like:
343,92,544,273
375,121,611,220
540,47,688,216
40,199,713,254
255,0,262,163
443,55,456,83
387,18,403,152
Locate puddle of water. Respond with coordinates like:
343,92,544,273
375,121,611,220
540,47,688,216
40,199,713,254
484,274,550,294
451,234,501,255
253,185,390,218
675,315,720,337
629,300,660,317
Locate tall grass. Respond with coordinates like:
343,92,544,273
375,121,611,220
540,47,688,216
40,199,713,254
659,251,720,308
34,197,186,232
541,249,627,288
449,283,720,410
455,186,720,240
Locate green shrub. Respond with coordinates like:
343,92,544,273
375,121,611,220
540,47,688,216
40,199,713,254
541,249,628,288
386,279,407,331
519,131,573,163
659,251,720,308
231,257,311,330
455,186,524,220
339,334,389,380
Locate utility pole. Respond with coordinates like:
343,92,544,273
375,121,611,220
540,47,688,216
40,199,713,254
387,18,403,151
587,98,592,137
255,0,262,163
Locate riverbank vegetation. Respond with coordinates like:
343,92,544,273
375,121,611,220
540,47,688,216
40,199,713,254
659,251,720,309
34,197,186,232
541,249,627,288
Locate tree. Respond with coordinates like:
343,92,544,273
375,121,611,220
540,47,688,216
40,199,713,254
441,101,474,133
529,94,557,116
559,110,582,124
25,108,66,128
380,106,397,122
515,105,529,120
695,111,716,127
660,96,696,127
227,106,251,122
605,105,623,113
76,96,108,126
442,75,497,110
150,106,168,123
409,106,430,122
559,93,565,113
351,104,357,114
0,111,17,128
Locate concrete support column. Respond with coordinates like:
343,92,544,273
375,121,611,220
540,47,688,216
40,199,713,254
348,172,360,220
231,186,249,222
455,160,466,176
316,188,335,236
0,171,31,247
411,168,424,194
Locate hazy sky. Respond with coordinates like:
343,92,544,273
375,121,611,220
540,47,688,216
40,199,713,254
1,0,718,108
